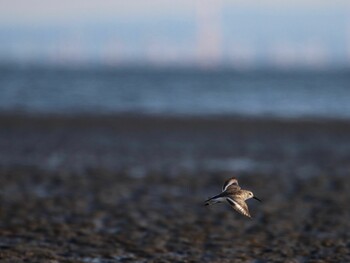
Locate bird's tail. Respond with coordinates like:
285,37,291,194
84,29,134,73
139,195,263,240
204,198,218,206
204,192,226,206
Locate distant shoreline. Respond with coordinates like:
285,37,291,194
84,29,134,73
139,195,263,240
2,61,350,73
2,112,350,132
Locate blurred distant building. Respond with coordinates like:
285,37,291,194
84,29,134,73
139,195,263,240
0,1,349,69
269,40,328,69
347,20,350,63
195,0,222,67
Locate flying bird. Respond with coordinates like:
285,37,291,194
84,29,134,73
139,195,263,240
205,177,261,218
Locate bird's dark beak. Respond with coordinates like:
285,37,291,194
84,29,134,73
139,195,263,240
253,196,262,202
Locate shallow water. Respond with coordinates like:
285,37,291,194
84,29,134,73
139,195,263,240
1,66,350,119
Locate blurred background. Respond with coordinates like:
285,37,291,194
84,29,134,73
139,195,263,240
1,1,350,262
0,0,350,118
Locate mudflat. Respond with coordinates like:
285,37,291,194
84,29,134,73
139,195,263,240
0,115,349,262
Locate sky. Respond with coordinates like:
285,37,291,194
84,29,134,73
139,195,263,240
0,0,350,68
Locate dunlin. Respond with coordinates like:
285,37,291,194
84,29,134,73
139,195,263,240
205,177,261,218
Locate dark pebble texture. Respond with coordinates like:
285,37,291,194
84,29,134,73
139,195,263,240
0,115,349,262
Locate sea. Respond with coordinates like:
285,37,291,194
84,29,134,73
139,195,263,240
1,65,350,120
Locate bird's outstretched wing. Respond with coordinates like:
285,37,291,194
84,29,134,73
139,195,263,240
222,177,240,192
227,197,251,218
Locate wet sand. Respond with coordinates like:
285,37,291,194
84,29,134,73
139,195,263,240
0,114,349,262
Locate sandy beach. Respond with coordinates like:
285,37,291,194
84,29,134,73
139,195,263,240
0,114,349,262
